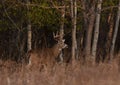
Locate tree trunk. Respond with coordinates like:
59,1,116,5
74,0,78,60
80,0,96,62
59,4,65,62
81,0,96,59
27,0,32,51
71,0,75,63
71,0,77,64
27,23,32,51
85,13,95,58
105,12,114,61
26,0,32,66
81,0,88,44
110,0,120,60
92,0,102,62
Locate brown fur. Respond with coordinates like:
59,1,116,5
27,36,67,69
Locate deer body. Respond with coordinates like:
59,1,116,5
27,32,67,69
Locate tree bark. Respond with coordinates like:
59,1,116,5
27,0,32,51
82,10,88,57
85,13,95,57
71,0,77,64
110,0,120,60
27,0,32,67
71,0,75,63
80,0,96,60
59,4,65,62
105,12,114,61
92,0,102,62
27,23,32,51
74,0,78,60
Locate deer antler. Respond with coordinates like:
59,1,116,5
53,31,60,40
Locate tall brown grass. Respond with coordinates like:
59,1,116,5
0,56,120,85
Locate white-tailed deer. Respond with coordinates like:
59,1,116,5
27,32,67,69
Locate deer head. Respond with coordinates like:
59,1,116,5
53,31,67,51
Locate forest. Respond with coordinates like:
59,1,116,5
0,0,120,85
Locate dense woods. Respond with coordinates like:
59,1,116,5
0,0,119,63
0,0,120,85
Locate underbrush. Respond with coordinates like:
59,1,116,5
0,59,120,85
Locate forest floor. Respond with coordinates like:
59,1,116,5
0,58,120,85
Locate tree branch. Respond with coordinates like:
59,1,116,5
2,1,20,31
102,5,119,11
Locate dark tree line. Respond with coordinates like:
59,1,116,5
0,0,119,64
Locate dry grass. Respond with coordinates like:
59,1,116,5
0,58,120,85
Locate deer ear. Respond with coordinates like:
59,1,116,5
53,32,55,37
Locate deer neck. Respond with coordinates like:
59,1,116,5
51,44,62,57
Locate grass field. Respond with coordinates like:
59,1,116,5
0,57,120,85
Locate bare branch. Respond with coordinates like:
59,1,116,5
2,1,20,31
18,1,68,9
102,5,119,11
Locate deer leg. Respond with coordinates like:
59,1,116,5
59,51,63,62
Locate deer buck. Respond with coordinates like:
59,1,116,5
27,32,67,69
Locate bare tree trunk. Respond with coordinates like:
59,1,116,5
70,0,75,63
105,11,114,61
27,23,32,51
26,0,32,66
74,0,78,60
59,4,65,62
110,0,120,61
27,0,32,51
82,1,88,57
85,13,95,58
71,0,77,64
81,1,96,61
92,0,102,62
